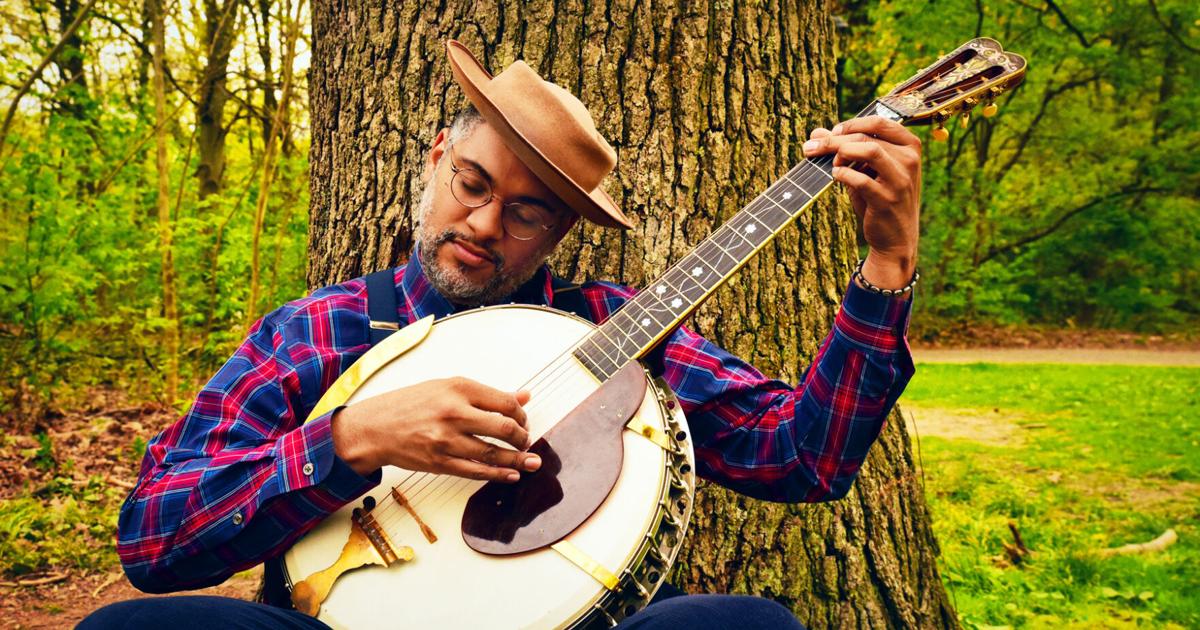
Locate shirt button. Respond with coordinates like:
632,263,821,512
232,511,244,526
302,462,315,476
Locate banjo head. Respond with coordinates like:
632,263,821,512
283,305,695,629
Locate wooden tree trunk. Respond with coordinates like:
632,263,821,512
309,2,957,627
150,0,178,404
194,0,240,199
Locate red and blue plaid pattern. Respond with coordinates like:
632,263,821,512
117,247,913,592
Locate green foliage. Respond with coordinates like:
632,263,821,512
839,0,1200,332
905,363,1200,627
0,478,124,576
0,2,310,415
31,431,55,471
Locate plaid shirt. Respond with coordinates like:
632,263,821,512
117,247,914,593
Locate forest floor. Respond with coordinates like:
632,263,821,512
5,568,260,629
2,347,1197,628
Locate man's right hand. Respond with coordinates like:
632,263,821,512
330,377,542,482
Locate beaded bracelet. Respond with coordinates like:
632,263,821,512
853,258,919,297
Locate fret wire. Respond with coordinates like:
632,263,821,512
643,272,693,316
707,220,755,259
589,319,627,373
649,269,703,335
698,232,745,270
691,240,739,276
590,323,623,358
805,155,835,178
782,166,830,196
604,308,652,364
573,352,605,382
621,297,671,335
625,307,659,360
722,217,757,247
781,172,822,199
782,161,823,188
721,211,768,249
743,195,792,229
758,193,799,224
679,255,721,293
666,264,709,300
775,168,818,198
643,272,691,321
574,337,618,378
618,305,657,348
644,269,693,322
581,330,621,367
594,327,630,369
682,248,724,277
634,290,675,327
628,293,673,328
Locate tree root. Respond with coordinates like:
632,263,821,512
1099,529,1178,558
0,571,68,588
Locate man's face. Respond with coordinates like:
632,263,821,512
415,122,575,306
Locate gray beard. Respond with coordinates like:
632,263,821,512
414,180,555,308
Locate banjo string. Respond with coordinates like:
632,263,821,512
371,348,587,530
374,362,590,534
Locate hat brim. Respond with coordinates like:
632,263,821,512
445,40,632,230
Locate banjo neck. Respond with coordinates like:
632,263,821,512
571,35,1030,381
571,102,901,382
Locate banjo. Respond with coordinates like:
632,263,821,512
282,38,1026,629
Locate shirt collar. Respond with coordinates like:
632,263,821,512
401,243,554,320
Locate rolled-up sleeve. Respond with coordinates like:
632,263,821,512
117,288,381,593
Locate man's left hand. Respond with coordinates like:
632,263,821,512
803,116,922,290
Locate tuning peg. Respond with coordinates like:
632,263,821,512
959,112,971,129
982,102,998,117
932,123,949,142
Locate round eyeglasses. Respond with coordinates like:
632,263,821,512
446,145,559,241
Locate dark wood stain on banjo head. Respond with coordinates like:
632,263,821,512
461,362,648,555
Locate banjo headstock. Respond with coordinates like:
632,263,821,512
878,37,1027,140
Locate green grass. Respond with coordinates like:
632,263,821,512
0,477,124,576
905,363,1200,629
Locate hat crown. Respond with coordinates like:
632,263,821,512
484,62,615,190
445,40,632,229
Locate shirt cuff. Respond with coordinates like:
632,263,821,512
275,408,381,499
833,278,914,357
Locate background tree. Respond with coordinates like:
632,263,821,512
308,1,955,627
837,0,1200,332
193,0,241,199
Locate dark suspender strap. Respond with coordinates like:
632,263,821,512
550,276,590,321
366,268,400,345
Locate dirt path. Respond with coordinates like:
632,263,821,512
913,347,1200,366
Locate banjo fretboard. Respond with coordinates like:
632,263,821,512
571,101,903,381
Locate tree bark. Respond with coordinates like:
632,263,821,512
246,0,303,326
150,0,178,404
51,0,91,119
194,0,240,199
308,2,956,628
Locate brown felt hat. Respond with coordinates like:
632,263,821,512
445,40,632,230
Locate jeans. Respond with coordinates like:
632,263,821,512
78,584,805,629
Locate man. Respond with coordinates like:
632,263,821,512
83,40,920,628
